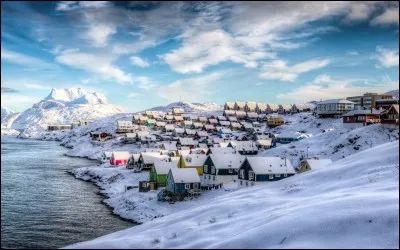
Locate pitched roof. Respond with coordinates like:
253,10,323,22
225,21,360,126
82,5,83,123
209,147,235,154
217,116,227,120
204,124,215,130
228,116,238,122
235,102,246,108
117,120,133,126
178,137,198,146
267,104,279,110
235,111,247,116
247,112,258,118
234,141,258,151
246,156,296,174
154,161,178,175
196,131,208,137
141,152,169,164
112,151,130,159
182,154,207,166
125,133,136,138
164,124,175,130
219,121,231,126
156,121,166,126
209,154,245,169
246,102,257,109
193,122,203,127
257,103,267,110
174,128,185,133
277,131,308,139
218,128,232,134
184,120,193,125
170,168,200,183
162,141,177,151
306,159,333,170
230,122,242,128
317,99,354,104
174,116,183,121
279,104,292,110
185,129,196,135
225,102,235,108
224,110,236,116
208,118,218,124
256,139,272,146
343,109,381,116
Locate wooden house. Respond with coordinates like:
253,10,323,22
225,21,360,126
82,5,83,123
219,120,231,127
230,122,242,131
245,102,257,112
192,122,203,129
177,138,198,149
98,151,112,163
256,139,273,149
223,110,236,117
256,103,267,114
172,107,185,115
246,112,258,122
178,154,207,175
217,128,232,137
126,153,141,169
116,121,135,133
380,104,399,127
204,124,216,133
124,133,137,143
267,115,284,127
164,115,174,124
276,131,308,144
137,152,170,171
184,129,196,137
238,156,296,187
234,101,246,111
227,116,238,122
165,168,201,200
233,141,258,155
173,116,183,125
298,158,332,173
149,161,178,187
155,121,166,130
183,120,193,128
208,118,218,125
195,130,208,140
164,124,175,132
202,154,245,188
198,117,208,124
342,109,381,124
174,128,185,137
145,119,156,128
235,111,247,120
207,147,236,155
138,116,148,125
110,151,130,166
224,101,236,110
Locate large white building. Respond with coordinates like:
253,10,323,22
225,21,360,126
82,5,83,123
315,99,355,118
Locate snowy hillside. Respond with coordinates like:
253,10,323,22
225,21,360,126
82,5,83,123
147,102,223,116
1,107,14,119
6,88,124,134
385,89,399,99
66,140,399,249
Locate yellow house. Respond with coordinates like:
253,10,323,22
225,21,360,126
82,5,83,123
298,158,333,173
177,154,207,175
267,116,284,127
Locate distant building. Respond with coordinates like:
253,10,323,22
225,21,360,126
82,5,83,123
342,109,381,124
47,124,72,131
315,99,354,118
346,92,394,109
380,104,399,127
375,98,399,110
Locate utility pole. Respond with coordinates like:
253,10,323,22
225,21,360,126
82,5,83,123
307,146,309,159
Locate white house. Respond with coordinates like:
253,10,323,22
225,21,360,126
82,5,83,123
116,120,135,133
315,99,355,118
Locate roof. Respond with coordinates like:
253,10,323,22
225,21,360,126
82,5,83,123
147,119,156,123
228,116,238,122
204,124,215,129
218,128,232,134
156,121,166,126
193,122,203,127
208,119,218,124
230,122,242,128
219,121,231,126
174,128,185,133
178,149,191,156
125,133,136,138
209,154,245,169
196,131,208,136
235,102,246,108
225,102,235,108
154,161,178,175
247,112,258,118
242,123,253,128
235,111,247,116
234,141,258,151
182,154,207,166
257,103,267,110
103,151,112,157
185,129,196,135
169,168,200,183
209,147,235,154
112,151,130,159
172,108,185,113
174,116,183,121
305,159,333,170
343,109,381,116
246,102,257,109
246,157,296,174
136,131,149,137
141,152,169,164
317,99,355,104
162,141,177,151
219,142,230,147
198,117,208,122
165,124,175,130
267,104,279,110
179,137,198,146
139,116,148,121
388,104,399,114
224,110,236,115
184,120,193,125
280,104,292,110
198,143,208,148
117,120,133,126
217,116,227,120
257,139,272,146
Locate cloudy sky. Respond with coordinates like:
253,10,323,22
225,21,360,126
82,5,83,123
1,1,399,112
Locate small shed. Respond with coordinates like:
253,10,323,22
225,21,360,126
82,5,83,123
110,151,130,166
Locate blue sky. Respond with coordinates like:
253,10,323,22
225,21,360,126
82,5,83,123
1,1,399,112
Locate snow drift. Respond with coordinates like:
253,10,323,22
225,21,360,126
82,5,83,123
66,140,399,249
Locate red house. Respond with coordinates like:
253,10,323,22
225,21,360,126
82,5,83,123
110,151,130,166
381,104,399,127
342,109,381,124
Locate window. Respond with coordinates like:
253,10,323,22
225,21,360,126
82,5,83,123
240,169,245,178
208,175,211,180
185,184,190,189
269,174,274,180
240,180,243,185
211,166,216,174
249,171,254,181
276,174,281,177
204,165,208,173
229,168,233,174
246,181,248,186
213,176,216,181
193,183,199,189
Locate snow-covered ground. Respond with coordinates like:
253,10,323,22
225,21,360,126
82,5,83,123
0,127,20,136
71,164,238,223
66,140,399,249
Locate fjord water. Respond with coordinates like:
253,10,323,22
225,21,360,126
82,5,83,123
1,136,133,249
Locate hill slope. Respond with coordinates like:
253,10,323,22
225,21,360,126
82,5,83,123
66,140,399,249
385,89,399,99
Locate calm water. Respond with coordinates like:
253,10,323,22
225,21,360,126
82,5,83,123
1,136,134,249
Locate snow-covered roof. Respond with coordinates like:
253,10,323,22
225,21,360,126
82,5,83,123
219,121,231,126
256,134,270,140
179,138,198,146
267,104,279,111
294,103,314,110
162,141,177,151
390,104,399,113
141,152,169,164
204,124,215,130
230,122,242,128
219,142,229,147
246,156,296,174
217,116,227,121
247,112,258,118
257,139,272,146
103,151,112,157
246,102,257,109
343,109,381,116
242,123,253,129
125,133,136,138
165,124,175,130
174,116,183,121
235,111,247,116
112,151,130,159
136,131,149,137
279,104,292,110
234,141,258,151
317,99,354,104
147,119,156,123
224,110,236,116
198,117,208,122
169,168,200,183
156,121,166,126
178,149,191,156
182,114,191,118
189,114,198,120
196,131,208,137
175,128,185,133
165,115,174,120
193,122,203,127
191,148,209,154
139,116,148,121
228,116,238,122
117,120,133,126
198,143,208,148
172,108,185,113
306,159,333,170
208,119,218,124
154,161,178,175
185,129,196,135
209,147,235,154
184,120,193,125
257,103,267,110
182,154,207,166
225,102,235,108
235,102,246,108
218,128,232,134
209,154,245,169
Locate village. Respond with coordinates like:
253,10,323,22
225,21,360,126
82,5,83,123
46,92,399,202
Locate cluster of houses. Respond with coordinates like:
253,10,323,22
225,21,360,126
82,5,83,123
223,101,314,115
46,120,92,131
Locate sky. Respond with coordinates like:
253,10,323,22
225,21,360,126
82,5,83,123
1,1,399,112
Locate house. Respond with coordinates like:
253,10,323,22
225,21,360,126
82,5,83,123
138,116,148,125
204,124,216,132
207,147,236,155
192,122,203,129
256,103,267,114
238,156,296,187
184,129,196,137
276,131,308,144
245,101,257,112
174,128,185,137
110,151,130,166
217,115,227,121
241,122,254,132
196,130,208,140
227,116,238,122
234,141,258,155
178,154,208,175
182,114,191,121
90,132,113,142
291,103,314,113
183,120,193,128
140,134,157,144
155,121,166,130
256,139,273,149
126,153,141,169
98,151,112,163
235,111,247,120
223,110,236,116
218,128,232,136
145,119,156,128
278,104,292,114
149,161,178,187
177,138,198,149
380,104,399,127
219,120,231,127
124,133,137,143
266,104,279,114
234,101,246,111
298,158,333,173
257,113,268,122
164,115,174,124
224,101,236,110
164,124,175,132
173,116,183,124
172,107,185,115
116,121,135,133
137,152,170,171
315,99,355,118
230,122,242,131
247,112,258,121
190,148,209,155
267,115,284,127
203,154,246,188
144,111,156,118
342,109,381,124
208,118,218,125
198,117,208,124
375,99,399,110
164,168,201,200
132,114,141,124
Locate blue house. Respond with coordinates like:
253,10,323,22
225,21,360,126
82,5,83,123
275,131,308,144
164,168,201,201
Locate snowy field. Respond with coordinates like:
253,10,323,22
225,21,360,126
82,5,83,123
66,140,399,249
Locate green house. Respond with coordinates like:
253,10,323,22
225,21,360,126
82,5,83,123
146,119,156,128
149,161,178,187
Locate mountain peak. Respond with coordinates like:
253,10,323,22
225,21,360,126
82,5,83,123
46,88,88,102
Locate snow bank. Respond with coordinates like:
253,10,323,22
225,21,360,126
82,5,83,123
66,140,399,249
1,128,20,136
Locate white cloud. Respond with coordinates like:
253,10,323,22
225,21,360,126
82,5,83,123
1,47,55,69
136,76,159,90
346,51,359,56
157,72,222,102
343,2,376,23
128,92,141,98
259,58,331,81
277,74,399,101
85,24,116,48
370,7,399,26
375,46,399,68
24,83,49,90
56,1,111,11
56,50,132,83
1,95,41,112
130,56,150,68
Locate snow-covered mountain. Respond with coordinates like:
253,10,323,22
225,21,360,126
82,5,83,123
385,89,399,99
147,102,223,115
4,88,125,133
1,107,14,119
66,140,399,249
